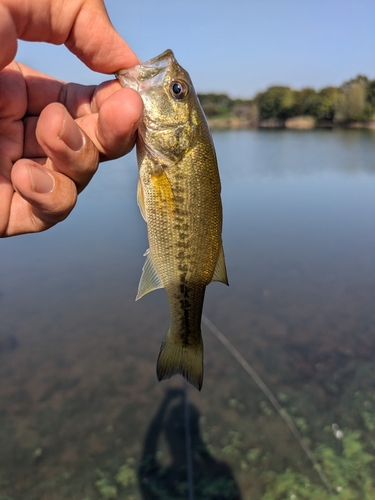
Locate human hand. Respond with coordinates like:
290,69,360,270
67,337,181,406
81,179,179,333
0,0,143,236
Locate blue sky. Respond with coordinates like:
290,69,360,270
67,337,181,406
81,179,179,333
16,0,375,99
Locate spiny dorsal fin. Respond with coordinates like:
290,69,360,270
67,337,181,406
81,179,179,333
136,249,163,300
211,243,229,285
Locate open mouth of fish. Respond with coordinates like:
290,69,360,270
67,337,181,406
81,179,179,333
116,49,175,92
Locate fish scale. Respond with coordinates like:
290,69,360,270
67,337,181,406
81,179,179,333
117,50,228,390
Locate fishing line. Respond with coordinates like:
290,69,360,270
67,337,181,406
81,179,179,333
202,314,333,494
183,379,194,500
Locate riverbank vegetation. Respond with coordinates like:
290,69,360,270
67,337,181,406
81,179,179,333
198,75,375,129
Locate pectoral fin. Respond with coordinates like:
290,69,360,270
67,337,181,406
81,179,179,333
136,249,163,300
137,179,146,221
211,243,229,285
150,168,176,216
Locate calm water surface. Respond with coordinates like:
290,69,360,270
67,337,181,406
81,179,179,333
0,130,375,499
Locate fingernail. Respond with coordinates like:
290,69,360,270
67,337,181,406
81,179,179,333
27,165,55,194
58,109,85,152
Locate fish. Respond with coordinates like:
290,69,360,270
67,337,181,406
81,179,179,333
116,50,228,390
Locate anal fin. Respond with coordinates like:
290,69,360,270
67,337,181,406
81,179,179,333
211,243,229,286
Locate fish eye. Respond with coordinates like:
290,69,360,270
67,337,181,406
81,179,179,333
170,80,189,100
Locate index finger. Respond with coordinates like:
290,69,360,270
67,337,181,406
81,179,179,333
1,0,140,73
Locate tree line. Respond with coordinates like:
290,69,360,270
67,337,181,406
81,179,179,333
198,75,375,126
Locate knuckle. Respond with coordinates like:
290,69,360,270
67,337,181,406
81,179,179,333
31,181,77,229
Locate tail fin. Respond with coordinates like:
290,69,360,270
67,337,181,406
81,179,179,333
156,333,204,390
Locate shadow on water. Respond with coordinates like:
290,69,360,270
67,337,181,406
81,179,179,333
139,388,242,500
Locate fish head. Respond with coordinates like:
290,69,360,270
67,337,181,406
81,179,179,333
116,50,202,164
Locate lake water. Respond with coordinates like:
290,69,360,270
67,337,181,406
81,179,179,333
0,129,375,499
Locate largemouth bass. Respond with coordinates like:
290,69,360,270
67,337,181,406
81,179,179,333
116,50,228,390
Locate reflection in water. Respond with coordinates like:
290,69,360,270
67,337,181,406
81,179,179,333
139,388,241,500
215,129,375,178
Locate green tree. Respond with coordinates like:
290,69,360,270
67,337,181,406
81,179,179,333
197,93,233,117
305,87,339,120
365,79,375,119
335,82,366,122
291,88,316,116
255,86,295,120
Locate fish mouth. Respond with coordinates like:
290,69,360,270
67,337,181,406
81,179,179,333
142,49,175,68
116,49,175,92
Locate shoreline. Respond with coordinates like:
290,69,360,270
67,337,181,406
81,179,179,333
207,116,375,131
